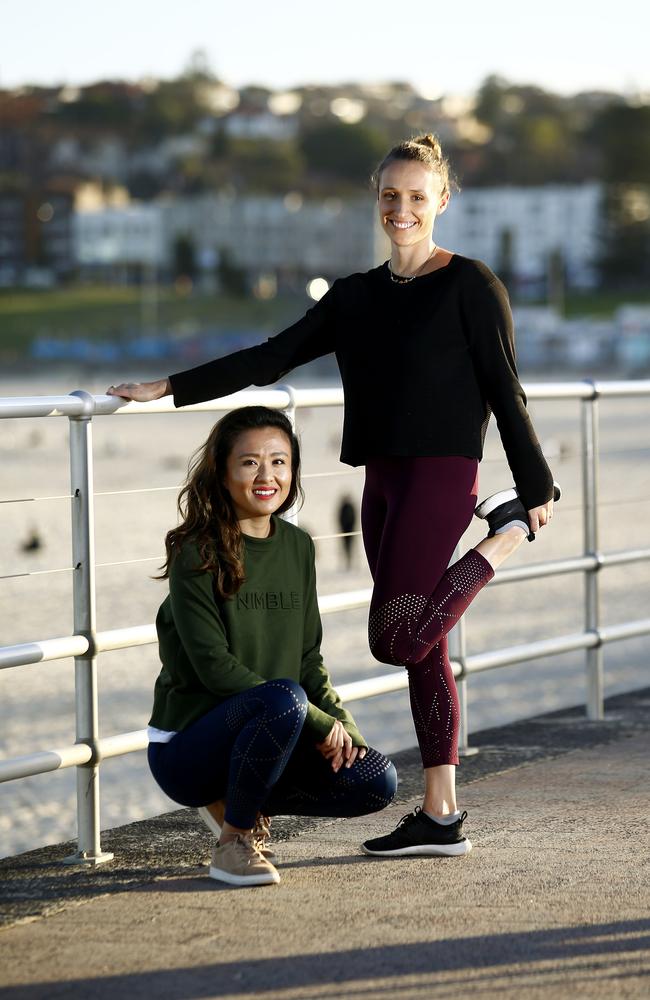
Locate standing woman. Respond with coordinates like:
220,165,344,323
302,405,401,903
110,134,559,859
147,405,397,887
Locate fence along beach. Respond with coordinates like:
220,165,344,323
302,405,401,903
1,372,649,859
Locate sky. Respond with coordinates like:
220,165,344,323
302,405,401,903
2,0,649,98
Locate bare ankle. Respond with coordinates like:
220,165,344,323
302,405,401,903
475,526,525,571
219,821,252,846
423,800,457,817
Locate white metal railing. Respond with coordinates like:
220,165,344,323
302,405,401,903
1,379,650,865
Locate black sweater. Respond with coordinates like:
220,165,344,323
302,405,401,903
169,255,554,509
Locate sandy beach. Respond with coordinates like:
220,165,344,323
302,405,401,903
1,370,649,858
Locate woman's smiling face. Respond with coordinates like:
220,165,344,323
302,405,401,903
378,160,449,246
223,426,293,527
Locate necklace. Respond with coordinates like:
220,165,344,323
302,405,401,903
388,244,438,284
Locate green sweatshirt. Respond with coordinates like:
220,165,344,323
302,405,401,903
150,515,366,747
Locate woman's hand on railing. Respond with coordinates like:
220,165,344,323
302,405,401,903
106,378,171,402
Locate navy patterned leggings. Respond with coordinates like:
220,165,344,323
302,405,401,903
148,679,397,829
362,456,495,768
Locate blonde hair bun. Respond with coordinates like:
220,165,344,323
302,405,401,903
371,133,456,197
415,133,443,158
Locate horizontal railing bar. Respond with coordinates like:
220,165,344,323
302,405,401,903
3,381,650,423
594,379,650,398
0,396,86,419
96,389,294,416
337,671,408,701
291,387,345,408
96,624,157,652
0,635,90,670
99,730,148,759
3,616,649,781
0,743,92,783
493,555,596,585
598,449,650,458
523,382,595,400
489,546,650,587
599,547,650,568
311,531,360,542
464,632,599,674
318,589,373,614
599,618,650,643
3,538,650,665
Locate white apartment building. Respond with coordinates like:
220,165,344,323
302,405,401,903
160,193,383,280
73,185,602,290
74,204,165,271
434,183,602,289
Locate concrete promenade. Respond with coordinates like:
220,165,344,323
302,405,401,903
1,688,649,999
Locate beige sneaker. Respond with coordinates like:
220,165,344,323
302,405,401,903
209,835,280,887
198,804,276,861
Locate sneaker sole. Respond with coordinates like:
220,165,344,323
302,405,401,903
209,865,280,886
475,490,517,519
476,482,562,521
361,838,472,858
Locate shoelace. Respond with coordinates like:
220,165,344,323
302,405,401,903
252,814,272,852
396,808,423,829
397,806,467,828
227,833,266,862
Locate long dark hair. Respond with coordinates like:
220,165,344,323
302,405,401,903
157,406,303,598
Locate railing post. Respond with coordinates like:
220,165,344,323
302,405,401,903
278,384,299,527
449,541,478,757
63,391,113,866
581,384,603,720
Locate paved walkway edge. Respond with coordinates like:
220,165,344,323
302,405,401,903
1,685,649,930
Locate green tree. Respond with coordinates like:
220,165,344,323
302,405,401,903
217,248,247,296
590,103,650,182
597,185,650,289
228,140,305,192
300,121,387,183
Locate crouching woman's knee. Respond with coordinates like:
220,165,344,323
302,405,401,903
254,677,309,721
356,749,398,813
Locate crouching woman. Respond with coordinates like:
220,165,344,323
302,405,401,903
147,405,397,887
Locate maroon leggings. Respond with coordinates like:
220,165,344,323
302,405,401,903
361,456,494,767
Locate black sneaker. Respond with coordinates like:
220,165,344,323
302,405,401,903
361,807,471,857
475,482,562,543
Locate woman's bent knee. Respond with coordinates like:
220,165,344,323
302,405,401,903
256,678,309,715
378,759,398,807
370,635,431,667
356,751,398,812
369,633,404,667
